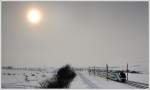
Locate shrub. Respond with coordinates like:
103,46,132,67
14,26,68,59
42,74,46,77
31,74,35,76
39,64,76,88
8,73,11,75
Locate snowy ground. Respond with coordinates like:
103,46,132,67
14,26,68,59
2,68,54,88
71,71,137,89
128,73,149,84
1,68,149,89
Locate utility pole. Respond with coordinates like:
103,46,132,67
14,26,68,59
106,64,108,80
88,67,90,76
94,66,96,76
127,63,128,81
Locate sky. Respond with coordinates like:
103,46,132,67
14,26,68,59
2,1,149,73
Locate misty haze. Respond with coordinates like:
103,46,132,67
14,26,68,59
1,1,149,89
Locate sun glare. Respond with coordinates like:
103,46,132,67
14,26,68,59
27,9,41,24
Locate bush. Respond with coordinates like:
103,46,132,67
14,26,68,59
31,74,35,76
42,74,46,77
8,73,11,75
39,64,76,88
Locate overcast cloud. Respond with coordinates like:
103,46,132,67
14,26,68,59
2,2,148,73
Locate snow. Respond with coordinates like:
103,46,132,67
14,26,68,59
2,69,54,88
70,72,89,88
2,68,149,89
75,71,136,89
128,73,149,84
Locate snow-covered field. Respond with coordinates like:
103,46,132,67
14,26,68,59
1,68,149,89
2,68,55,88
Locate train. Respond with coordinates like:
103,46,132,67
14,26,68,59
107,71,126,82
88,68,127,83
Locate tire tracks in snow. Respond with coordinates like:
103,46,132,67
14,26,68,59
77,72,100,89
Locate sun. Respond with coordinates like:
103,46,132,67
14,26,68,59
27,9,41,24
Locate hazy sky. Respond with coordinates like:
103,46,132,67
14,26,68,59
2,2,148,72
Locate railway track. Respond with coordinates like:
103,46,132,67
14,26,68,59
126,80,149,89
95,71,149,89
96,73,149,89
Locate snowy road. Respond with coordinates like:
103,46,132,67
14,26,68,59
77,72,100,88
